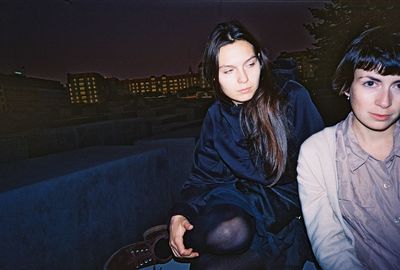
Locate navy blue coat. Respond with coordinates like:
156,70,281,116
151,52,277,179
172,80,324,267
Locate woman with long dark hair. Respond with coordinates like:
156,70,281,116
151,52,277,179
167,21,324,270
105,21,324,270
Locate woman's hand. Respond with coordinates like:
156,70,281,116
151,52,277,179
169,215,199,259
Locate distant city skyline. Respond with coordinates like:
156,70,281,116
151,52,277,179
0,0,329,83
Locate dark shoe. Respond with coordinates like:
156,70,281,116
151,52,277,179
104,225,172,270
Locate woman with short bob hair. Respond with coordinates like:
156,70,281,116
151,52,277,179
298,26,400,270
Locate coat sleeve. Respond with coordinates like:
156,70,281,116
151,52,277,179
170,110,236,220
277,81,324,185
285,81,324,146
297,132,364,270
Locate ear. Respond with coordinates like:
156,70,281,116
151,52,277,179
343,90,351,100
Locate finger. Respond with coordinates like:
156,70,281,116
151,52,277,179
169,242,181,257
178,247,198,257
175,241,189,256
171,238,191,257
171,247,181,258
171,246,191,259
185,252,200,258
178,250,200,259
183,221,193,230
168,239,175,250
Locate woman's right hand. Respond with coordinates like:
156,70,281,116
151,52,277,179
168,215,199,259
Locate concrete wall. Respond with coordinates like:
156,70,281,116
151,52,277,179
0,117,151,163
0,138,195,270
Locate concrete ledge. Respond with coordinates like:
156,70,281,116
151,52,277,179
0,135,29,163
27,126,79,158
0,139,195,269
0,117,152,163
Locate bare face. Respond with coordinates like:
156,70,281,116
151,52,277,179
218,40,261,104
349,69,400,133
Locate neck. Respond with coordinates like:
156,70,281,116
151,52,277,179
351,119,395,160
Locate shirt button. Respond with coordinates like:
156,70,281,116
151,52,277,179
394,217,400,224
383,183,391,189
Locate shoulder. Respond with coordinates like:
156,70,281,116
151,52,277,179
281,80,312,102
206,100,220,115
281,80,316,114
298,125,338,193
203,100,221,123
200,100,228,135
300,125,337,155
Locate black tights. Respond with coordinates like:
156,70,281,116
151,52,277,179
184,204,266,270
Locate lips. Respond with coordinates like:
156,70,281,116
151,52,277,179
370,113,391,121
238,87,251,93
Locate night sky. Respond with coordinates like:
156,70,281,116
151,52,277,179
0,0,328,83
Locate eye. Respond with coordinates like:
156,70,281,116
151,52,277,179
362,80,377,87
222,69,234,74
246,60,257,68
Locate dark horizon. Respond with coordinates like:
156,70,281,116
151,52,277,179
0,0,329,83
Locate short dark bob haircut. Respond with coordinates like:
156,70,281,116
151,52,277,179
333,26,400,95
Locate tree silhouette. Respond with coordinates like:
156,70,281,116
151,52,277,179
305,0,400,87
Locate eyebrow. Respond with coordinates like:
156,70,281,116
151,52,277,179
358,75,400,84
219,55,257,69
358,76,381,82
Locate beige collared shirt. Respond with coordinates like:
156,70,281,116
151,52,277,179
336,113,400,270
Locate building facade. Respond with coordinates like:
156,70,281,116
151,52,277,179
0,73,70,134
126,68,209,96
67,73,108,104
0,73,68,114
67,68,209,102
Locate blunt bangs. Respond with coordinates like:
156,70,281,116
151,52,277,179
333,26,400,94
352,48,400,76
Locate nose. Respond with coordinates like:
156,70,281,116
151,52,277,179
375,88,392,108
237,68,249,84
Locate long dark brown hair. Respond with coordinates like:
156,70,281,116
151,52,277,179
202,21,289,185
